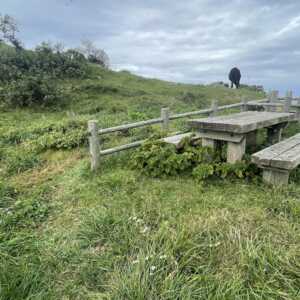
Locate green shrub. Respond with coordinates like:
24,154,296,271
131,137,259,182
0,42,87,83
131,136,217,177
2,76,66,107
1,119,88,151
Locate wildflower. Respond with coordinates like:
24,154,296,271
141,226,150,234
159,255,167,260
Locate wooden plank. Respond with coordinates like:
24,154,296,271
98,118,163,134
162,133,200,148
251,133,300,170
197,130,244,143
271,144,300,169
100,140,146,155
188,111,296,134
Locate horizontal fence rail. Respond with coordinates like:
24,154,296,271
88,91,297,171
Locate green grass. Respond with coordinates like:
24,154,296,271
1,66,300,299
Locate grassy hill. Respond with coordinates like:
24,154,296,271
1,66,300,299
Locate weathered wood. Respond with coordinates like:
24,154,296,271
252,133,300,170
227,138,246,163
162,132,201,149
284,91,292,113
98,118,163,135
269,91,279,112
286,90,293,99
100,140,146,156
197,130,244,143
88,120,100,171
161,107,170,131
241,96,248,112
246,130,257,150
100,133,201,156
169,102,245,120
202,138,218,149
188,111,296,134
262,168,289,185
209,100,218,117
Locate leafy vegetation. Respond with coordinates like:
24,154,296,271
1,57,300,300
131,137,260,182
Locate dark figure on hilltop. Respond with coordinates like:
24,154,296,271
229,67,241,88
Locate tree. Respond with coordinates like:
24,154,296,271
78,39,110,68
0,14,22,49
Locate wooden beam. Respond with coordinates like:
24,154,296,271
88,120,100,171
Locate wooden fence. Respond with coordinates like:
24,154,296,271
88,90,296,171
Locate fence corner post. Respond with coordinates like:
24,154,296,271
241,96,248,112
209,99,218,117
88,120,100,171
284,90,292,113
161,107,170,132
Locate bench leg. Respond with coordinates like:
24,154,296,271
246,130,257,147
262,168,289,186
227,138,246,164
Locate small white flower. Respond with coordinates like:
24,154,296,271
132,259,139,264
159,255,167,260
150,266,156,271
141,226,150,234
145,255,153,261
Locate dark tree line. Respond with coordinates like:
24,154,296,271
0,14,110,108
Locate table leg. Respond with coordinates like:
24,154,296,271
202,138,217,149
227,138,246,163
267,125,282,145
246,130,257,151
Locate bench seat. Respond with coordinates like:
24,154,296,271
162,132,201,149
252,133,300,185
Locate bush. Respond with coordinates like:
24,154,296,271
0,42,88,83
1,119,88,151
2,76,66,107
131,137,259,181
130,136,218,177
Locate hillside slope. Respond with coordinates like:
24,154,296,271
1,67,300,300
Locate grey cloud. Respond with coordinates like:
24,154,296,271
1,0,300,94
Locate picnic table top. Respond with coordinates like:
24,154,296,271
188,111,297,134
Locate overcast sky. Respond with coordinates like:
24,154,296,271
2,0,300,95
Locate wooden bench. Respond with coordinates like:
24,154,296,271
162,132,201,149
252,133,300,185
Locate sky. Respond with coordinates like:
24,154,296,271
1,0,300,95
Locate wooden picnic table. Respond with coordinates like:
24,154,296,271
188,111,297,163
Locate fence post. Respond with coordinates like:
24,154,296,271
267,90,277,112
88,120,100,171
209,99,218,117
161,107,170,131
241,96,248,112
284,90,292,113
